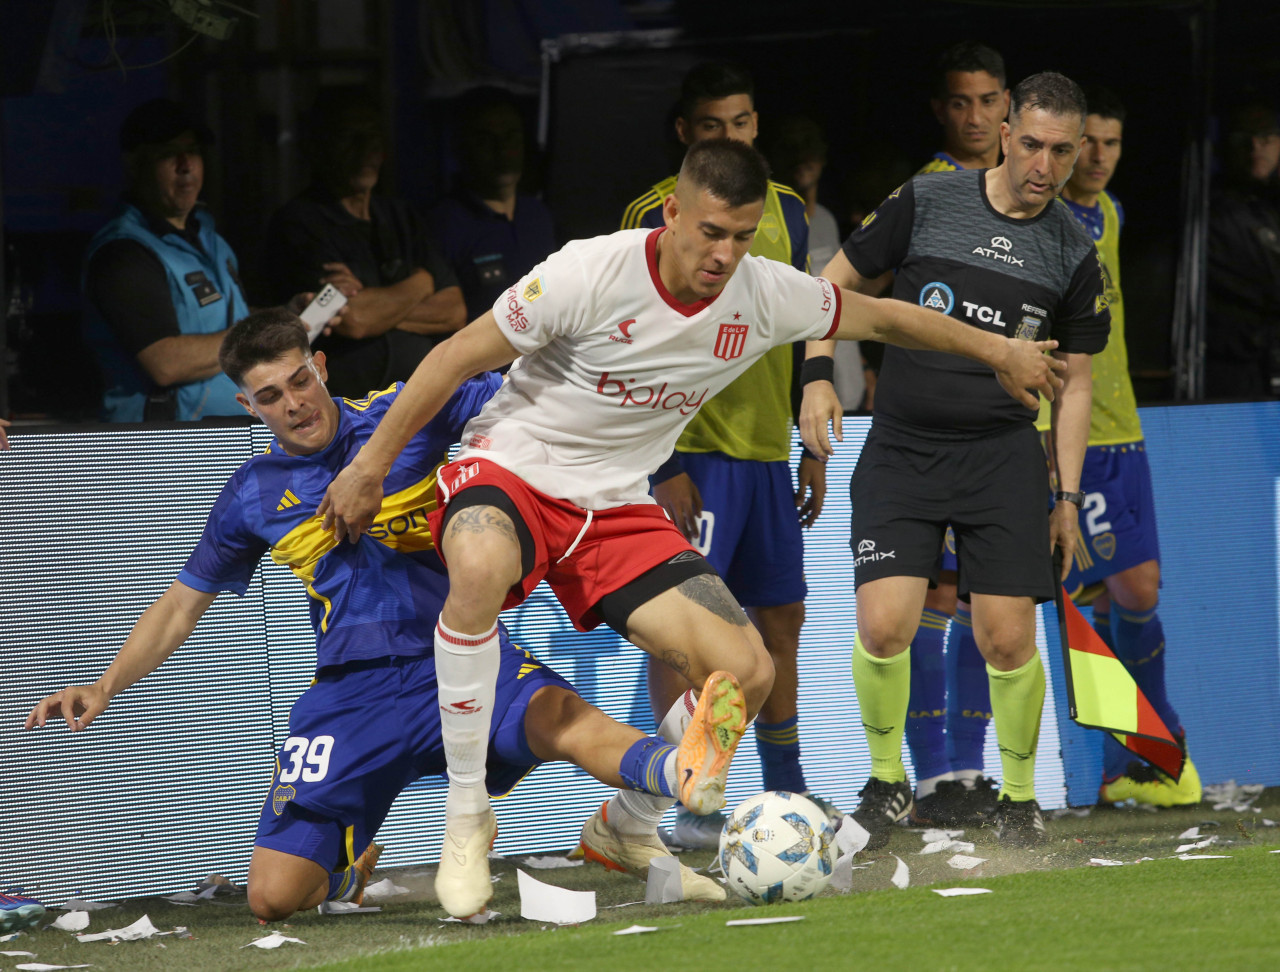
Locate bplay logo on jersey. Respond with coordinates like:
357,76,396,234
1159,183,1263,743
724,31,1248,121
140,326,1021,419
595,372,710,415
972,235,1025,267
919,281,955,315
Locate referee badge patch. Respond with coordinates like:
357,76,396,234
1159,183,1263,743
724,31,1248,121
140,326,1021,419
919,281,955,315
1015,316,1041,340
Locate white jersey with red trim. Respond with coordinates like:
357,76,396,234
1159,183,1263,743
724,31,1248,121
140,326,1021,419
452,227,840,510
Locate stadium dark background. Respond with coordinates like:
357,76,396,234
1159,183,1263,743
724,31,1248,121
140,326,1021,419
2,0,1275,419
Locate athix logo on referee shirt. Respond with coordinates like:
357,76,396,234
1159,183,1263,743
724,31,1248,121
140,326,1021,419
972,236,1025,267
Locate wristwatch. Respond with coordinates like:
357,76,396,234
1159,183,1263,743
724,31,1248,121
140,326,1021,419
1054,490,1086,506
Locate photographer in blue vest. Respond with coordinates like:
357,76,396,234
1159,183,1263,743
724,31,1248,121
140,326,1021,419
84,99,311,422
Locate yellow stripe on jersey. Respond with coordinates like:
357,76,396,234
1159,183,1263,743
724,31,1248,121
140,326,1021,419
343,384,399,412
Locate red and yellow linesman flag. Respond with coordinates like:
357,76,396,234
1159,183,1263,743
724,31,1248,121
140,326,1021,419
1052,580,1185,781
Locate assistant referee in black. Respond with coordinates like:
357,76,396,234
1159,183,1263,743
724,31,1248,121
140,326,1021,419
801,72,1109,849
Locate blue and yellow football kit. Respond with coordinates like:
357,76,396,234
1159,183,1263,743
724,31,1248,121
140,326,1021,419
179,376,573,871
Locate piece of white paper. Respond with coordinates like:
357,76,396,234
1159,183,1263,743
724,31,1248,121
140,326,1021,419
76,915,159,943
836,816,871,856
16,965,94,971
1262,819,1277,827
920,828,964,843
613,925,663,935
440,909,499,924
891,855,910,889
1177,854,1231,860
58,899,115,912
0,933,20,942
830,852,873,892
242,930,307,949
725,916,806,926
519,856,585,870
51,911,90,931
1,953,37,958
1177,827,1201,840
318,900,381,914
947,854,987,869
933,887,992,897
1175,837,1216,853
1089,858,1127,866
361,878,410,899
1269,849,1280,854
919,839,975,856
645,856,684,904
517,868,596,924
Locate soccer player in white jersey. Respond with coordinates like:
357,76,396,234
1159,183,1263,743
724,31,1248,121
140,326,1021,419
319,138,1064,918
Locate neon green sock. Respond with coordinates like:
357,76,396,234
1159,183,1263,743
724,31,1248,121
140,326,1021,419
988,652,1046,802
851,632,909,783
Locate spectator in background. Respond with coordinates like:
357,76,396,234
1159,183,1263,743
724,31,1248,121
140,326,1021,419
263,90,466,400
1205,100,1280,398
765,115,869,411
428,87,557,322
83,99,258,422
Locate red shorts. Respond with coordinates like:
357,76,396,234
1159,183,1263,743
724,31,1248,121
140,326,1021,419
427,457,697,631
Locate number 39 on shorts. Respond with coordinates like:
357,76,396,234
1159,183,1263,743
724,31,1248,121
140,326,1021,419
278,735,334,783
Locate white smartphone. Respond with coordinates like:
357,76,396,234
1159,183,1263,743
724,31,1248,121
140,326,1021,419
298,283,348,343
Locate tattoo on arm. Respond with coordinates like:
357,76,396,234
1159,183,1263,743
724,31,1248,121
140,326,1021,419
661,649,691,678
445,505,518,544
676,574,750,627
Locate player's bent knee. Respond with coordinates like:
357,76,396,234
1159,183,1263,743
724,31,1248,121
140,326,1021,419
248,884,302,923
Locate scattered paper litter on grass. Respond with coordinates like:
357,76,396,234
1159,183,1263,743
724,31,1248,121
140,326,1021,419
725,916,805,926
51,911,90,931
645,857,684,904
1089,858,1127,866
76,915,160,943
836,816,871,856
920,839,974,856
1177,827,1201,840
1269,850,1280,854
613,925,672,935
891,855,910,889
361,878,410,899
1262,819,1277,827
601,900,646,910
920,828,964,843
439,910,499,924
1176,837,1217,853
947,854,986,869
933,888,991,897
318,900,381,914
519,855,584,870
516,868,596,924
0,932,21,942
1051,807,1092,819
830,852,873,892
242,930,307,949
57,899,115,912
1177,854,1231,860
1,952,37,958
16,964,94,971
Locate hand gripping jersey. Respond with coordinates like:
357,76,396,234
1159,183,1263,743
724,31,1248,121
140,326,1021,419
178,375,500,668
845,169,1110,438
456,227,840,509
621,178,810,462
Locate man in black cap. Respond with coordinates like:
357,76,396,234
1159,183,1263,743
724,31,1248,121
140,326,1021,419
83,98,307,422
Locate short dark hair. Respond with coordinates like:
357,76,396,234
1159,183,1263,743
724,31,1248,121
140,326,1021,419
219,308,311,389
678,139,770,209
1010,71,1088,125
1083,85,1126,124
678,61,754,121
934,41,1006,99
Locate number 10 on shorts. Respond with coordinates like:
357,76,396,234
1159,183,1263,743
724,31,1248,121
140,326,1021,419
278,734,334,783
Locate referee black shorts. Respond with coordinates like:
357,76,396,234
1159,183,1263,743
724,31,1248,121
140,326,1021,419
849,421,1055,603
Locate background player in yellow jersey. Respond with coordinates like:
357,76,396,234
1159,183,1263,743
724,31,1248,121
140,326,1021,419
1043,86,1200,806
621,61,833,847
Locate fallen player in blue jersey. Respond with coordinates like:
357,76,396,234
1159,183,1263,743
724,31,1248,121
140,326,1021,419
25,308,733,918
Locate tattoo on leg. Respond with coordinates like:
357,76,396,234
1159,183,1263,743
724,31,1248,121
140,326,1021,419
676,574,750,627
661,650,691,678
446,506,517,544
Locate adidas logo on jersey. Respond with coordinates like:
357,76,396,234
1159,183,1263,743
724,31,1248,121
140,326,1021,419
277,489,301,511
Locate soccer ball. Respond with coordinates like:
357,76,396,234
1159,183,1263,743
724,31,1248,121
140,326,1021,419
718,791,837,905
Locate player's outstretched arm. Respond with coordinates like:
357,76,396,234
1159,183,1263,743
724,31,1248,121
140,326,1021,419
319,311,520,542
833,290,1066,409
24,580,217,732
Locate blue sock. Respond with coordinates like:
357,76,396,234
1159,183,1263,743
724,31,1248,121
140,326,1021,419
755,715,807,793
945,605,992,774
618,737,676,797
906,608,951,785
327,865,359,902
1112,602,1181,734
